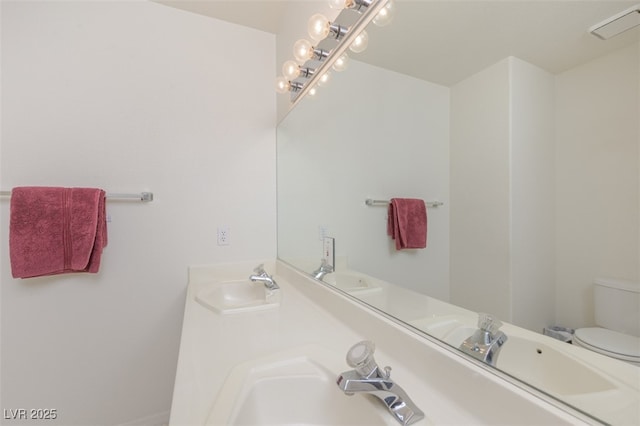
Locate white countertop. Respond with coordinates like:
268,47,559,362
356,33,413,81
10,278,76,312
169,259,595,426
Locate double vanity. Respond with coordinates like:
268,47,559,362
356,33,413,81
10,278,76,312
169,260,638,425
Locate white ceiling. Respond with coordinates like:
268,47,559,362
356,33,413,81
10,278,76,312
154,1,288,33
156,1,639,86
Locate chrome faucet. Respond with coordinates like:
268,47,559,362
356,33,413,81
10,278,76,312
311,258,334,280
459,313,508,366
337,341,424,426
249,264,279,291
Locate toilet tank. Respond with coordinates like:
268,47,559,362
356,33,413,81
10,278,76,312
593,277,640,337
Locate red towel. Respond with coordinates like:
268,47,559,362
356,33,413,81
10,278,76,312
387,198,427,250
9,187,108,278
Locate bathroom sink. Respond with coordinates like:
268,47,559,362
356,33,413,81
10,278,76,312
497,336,617,397
206,345,394,426
323,271,381,295
442,327,617,397
408,315,469,340
195,280,280,315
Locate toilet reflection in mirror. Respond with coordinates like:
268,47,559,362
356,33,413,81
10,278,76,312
573,278,640,365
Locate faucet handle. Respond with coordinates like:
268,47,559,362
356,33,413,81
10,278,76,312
253,263,266,275
346,340,379,378
382,365,392,379
478,313,503,335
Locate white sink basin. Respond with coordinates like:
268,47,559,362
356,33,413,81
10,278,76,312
441,326,617,397
323,271,381,295
206,345,394,425
497,336,617,397
408,315,470,339
195,280,280,315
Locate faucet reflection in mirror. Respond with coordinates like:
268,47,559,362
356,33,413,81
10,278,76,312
459,313,508,366
312,258,334,280
275,0,395,105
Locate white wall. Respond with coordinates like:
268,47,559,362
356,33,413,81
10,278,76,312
278,60,451,301
0,1,276,425
450,58,512,321
450,57,555,331
555,43,639,329
509,58,556,332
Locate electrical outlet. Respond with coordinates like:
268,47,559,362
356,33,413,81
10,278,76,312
217,226,230,246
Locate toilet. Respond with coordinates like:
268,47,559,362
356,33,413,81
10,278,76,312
573,277,640,365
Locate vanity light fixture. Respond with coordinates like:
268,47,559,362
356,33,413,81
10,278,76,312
317,72,332,87
276,0,394,106
372,0,395,26
589,4,640,40
308,13,350,41
275,78,303,94
292,39,330,63
332,53,350,72
330,0,384,14
283,60,315,81
349,29,369,53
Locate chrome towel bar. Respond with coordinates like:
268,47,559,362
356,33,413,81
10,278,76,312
365,198,443,208
0,190,153,202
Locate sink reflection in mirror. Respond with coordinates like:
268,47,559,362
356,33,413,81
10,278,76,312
425,322,618,397
323,271,382,295
496,336,617,398
407,313,639,422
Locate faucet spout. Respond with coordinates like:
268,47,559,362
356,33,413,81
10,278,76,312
337,370,424,426
249,264,279,291
336,341,424,426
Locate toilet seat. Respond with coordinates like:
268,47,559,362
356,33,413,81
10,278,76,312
574,327,640,364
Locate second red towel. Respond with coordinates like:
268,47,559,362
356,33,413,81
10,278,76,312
387,198,427,250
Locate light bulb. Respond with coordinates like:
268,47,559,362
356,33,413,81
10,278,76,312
349,30,369,53
293,39,314,63
282,60,300,80
275,76,290,94
317,72,332,87
307,86,318,98
308,13,330,41
373,0,395,27
332,53,349,72
328,0,351,9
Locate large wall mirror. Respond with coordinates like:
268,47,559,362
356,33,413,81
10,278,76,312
277,1,639,424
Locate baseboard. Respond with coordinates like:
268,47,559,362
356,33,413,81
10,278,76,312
115,410,171,426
